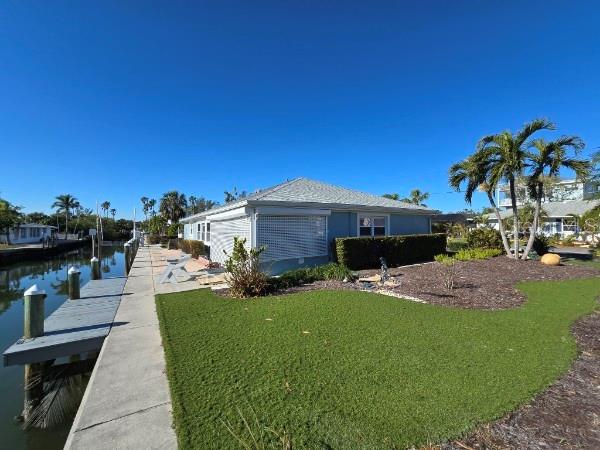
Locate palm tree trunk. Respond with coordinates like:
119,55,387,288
65,211,69,240
486,191,512,255
508,176,519,259
521,182,542,260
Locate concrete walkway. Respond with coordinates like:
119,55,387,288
65,246,178,449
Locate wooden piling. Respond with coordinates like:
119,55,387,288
24,284,46,339
124,243,131,275
22,285,46,422
91,257,101,280
68,266,81,300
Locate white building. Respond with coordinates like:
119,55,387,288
0,223,57,245
488,178,600,238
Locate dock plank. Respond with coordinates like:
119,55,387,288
2,277,127,366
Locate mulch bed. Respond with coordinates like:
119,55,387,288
360,256,599,310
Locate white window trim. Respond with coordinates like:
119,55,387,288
357,214,389,237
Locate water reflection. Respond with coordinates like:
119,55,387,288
0,245,125,450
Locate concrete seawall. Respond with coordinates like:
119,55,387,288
65,245,177,449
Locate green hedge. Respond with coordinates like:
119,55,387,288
335,233,447,270
178,239,205,258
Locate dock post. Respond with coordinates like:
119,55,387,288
24,284,46,339
68,266,81,299
23,285,46,422
124,243,131,275
91,257,101,280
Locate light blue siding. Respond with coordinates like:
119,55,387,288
389,214,430,235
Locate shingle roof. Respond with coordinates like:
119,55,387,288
486,199,600,220
181,178,435,222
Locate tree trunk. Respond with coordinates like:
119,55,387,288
65,211,69,240
508,176,519,259
486,191,512,255
521,182,542,260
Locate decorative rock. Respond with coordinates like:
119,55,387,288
540,253,561,266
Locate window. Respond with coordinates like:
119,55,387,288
196,223,202,240
359,216,386,237
30,228,41,238
205,223,210,242
20,228,27,239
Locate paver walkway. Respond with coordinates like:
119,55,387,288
66,245,180,449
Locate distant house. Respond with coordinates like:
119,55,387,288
0,223,56,245
487,199,600,238
180,178,438,274
487,178,600,238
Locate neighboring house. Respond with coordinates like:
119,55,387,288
486,178,600,239
486,199,600,238
0,223,56,245
495,178,600,209
180,178,438,274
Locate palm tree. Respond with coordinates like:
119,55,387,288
140,197,149,221
449,155,512,255
101,201,111,218
147,199,157,217
382,193,400,200
110,208,117,220
159,191,187,222
521,136,589,258
401,189,429,206
52,194,80,239
474,118,555,257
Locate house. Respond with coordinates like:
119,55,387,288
180,178,438,274
495,178,600,209
487,199,600,238
487,178,600,239
0,223,56,245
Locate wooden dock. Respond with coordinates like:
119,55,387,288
3,277,127,367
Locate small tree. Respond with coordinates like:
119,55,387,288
224,237,268,298
0,198,23,244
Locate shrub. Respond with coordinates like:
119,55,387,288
270,263,354,291
335,233,447,270
454,247,503,261
532,234,550,256
466,228,503,250
447,238,469,252
165,223,180,239
224,237,268,298
178,239,205,258
147,234,160,245
433,254,458,290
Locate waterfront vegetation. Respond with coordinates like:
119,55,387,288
156,278,600,449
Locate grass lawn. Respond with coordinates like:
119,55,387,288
562,257,600,270
156,279,600,449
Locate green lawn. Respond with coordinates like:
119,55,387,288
156,279,600,449
562,257,600,270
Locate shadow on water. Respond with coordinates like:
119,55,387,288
0,245,126,450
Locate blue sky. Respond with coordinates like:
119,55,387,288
1,1,599,217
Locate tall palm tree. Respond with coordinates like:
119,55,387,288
475,118,555,257
521,136,589,258
147,199,157,217
52,194,80,239
110,208,117,220
449,155,512,255
140,197,149,221
401,189,429,206
159,191,187,222
101,201,111,218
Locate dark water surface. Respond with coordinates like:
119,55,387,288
0,245,125,450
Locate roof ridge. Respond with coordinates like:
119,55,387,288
253,177,303,200
296,177,427,209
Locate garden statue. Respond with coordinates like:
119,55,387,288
380,257,389,284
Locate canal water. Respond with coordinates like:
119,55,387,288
0,245,126,450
